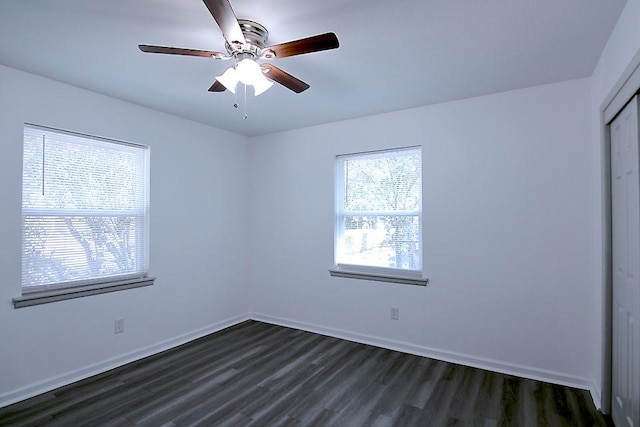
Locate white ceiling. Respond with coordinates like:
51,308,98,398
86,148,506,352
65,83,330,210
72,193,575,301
0,0,627,137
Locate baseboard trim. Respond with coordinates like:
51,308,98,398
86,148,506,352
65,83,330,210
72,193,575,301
250,313,596,396
589,381,603,411
0,313,251,409
2,312,603,412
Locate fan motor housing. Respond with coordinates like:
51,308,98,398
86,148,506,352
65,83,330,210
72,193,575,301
226,19,270,58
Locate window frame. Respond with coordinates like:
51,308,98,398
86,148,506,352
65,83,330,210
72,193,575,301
330,146,427,286
14,124,153,308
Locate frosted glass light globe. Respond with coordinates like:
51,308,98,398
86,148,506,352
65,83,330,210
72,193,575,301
253,74,273,96
215,67,239,94
236,58,262,85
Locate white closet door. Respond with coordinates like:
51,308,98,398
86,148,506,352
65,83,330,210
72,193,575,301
611,94,640,427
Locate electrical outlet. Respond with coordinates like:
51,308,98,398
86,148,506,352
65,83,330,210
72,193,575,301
390,307,399,320
114,318,125,334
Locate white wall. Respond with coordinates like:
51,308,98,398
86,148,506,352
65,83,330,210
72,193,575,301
248,78,596,390
0,65,251,406
590,0,640,408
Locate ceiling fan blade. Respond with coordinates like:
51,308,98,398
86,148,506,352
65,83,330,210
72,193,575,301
208,80,226,92
263,33,339,59
261,64,310,93
139,44,227,59
202,0,246,48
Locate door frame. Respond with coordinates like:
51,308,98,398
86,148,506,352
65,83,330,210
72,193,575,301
601,49,640,415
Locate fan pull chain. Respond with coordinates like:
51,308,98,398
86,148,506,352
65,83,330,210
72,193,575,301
233,83,238,109
232,57,239,110
244,84,248,120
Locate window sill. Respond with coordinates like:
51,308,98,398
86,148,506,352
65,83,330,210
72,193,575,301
13,277,155,308
328,267,428,287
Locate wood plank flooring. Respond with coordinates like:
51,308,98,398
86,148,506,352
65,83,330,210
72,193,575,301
0,320,612,426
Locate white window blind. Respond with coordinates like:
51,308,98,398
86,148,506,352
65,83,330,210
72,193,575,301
335,147,422,273
21,124,150,293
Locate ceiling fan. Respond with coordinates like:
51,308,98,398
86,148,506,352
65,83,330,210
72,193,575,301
138,0,339,96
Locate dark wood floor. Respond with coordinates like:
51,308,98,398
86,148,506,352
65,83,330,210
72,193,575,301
0,320,611,426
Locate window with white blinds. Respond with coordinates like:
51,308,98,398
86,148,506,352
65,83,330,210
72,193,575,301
334,147,422,277
21,124,150,294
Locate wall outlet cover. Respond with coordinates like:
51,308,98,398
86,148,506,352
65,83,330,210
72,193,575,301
114,319,125,334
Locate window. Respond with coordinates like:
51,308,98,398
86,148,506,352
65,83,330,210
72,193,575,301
16,124,151,306
332,146,425,285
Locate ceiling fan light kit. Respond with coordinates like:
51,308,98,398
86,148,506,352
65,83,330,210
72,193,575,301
138,0,339,115
215,53,274,96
